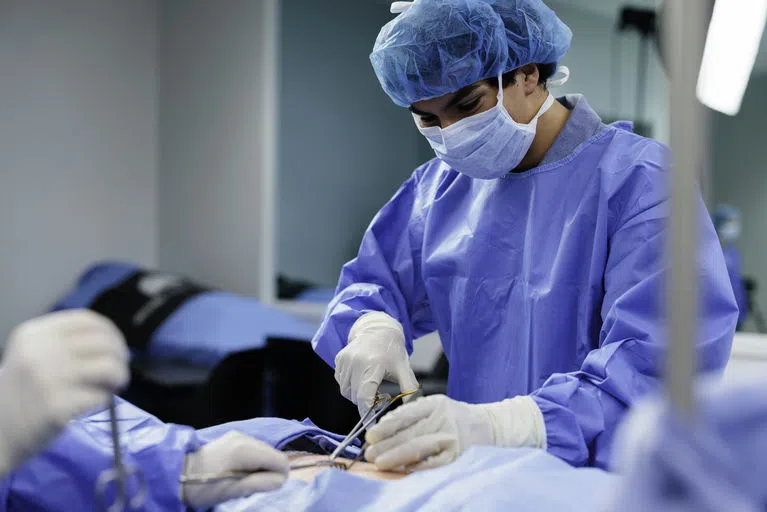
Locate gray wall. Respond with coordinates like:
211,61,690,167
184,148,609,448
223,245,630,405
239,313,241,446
712,74,767,329
158,0,268,295
277,0,427,287
0,0,158,338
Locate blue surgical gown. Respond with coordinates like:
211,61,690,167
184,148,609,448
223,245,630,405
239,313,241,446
312,119,738,468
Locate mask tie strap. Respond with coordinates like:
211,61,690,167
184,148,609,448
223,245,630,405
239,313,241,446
547,65,570,87
496,72,505,104
530,94,556,123
391,2,414,14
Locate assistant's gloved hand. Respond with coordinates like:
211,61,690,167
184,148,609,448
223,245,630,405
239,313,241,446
335,312,419,417
182,431,289,509
0,310,130,477
365,394,546,472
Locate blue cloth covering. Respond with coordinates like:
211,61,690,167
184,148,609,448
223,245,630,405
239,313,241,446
0,401,359,511
198,417,359,456
7,383,767,512
0,399,197,511
313,103,739,468
53,262,318,366
217,446,617,512
0,399,618,510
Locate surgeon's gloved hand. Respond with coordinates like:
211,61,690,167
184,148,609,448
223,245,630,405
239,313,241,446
365,394,546,472
0,310,130,477
182,431,289,509
335,312,419,418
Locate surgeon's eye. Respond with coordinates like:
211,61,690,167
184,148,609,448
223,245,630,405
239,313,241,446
418,114,439,127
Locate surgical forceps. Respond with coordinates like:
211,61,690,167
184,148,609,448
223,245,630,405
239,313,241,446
95,397,147,511
180,458,351,485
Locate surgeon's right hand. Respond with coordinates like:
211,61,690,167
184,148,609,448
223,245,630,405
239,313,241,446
0,310,130,477
335,312,419,417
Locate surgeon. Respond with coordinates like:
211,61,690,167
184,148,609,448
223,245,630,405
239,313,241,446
714,204,748,329
0,310,289,507
312,0,738,471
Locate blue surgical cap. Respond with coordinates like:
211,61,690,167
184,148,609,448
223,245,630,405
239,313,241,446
370,0,573,107
713,204,741,229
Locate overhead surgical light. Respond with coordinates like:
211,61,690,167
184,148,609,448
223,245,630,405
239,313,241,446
696,0,767,116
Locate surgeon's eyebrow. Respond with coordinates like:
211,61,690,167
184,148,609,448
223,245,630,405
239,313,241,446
445,84,483,109
409,104,431,116
408,84,484,116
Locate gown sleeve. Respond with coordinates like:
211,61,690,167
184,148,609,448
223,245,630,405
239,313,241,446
312,173,435,367
530,161,739,469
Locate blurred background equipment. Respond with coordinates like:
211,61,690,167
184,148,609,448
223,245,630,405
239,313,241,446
53,262,359,432
744,278,767,334
607,6,660,137
713,204,749,331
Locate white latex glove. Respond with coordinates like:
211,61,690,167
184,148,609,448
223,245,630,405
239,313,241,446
365,394,546,472
334,312,419,417
182,431,289,509
0,310,130,477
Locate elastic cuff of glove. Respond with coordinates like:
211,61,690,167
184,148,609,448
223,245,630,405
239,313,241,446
348,312,404,344
482,396,547,450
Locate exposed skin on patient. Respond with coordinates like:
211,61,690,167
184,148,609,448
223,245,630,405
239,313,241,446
287,453,404,482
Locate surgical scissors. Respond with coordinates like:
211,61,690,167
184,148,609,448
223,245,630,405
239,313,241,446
328,387,420,467
95,397,147,511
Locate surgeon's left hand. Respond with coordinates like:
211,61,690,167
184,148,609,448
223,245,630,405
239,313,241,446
181,431,290,509
365,394,546,472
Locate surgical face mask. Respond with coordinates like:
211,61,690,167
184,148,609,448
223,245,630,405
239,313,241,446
719,221,741,243
417,75,556,179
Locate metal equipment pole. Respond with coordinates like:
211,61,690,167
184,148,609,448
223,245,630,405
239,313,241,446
664,0,710,420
